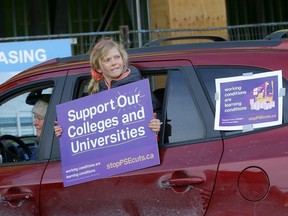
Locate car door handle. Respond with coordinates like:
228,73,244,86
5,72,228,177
2,192,33,201
1,191,33,207
161,177,204,188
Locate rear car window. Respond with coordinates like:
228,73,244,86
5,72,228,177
196,66,288,125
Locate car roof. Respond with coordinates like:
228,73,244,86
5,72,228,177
1,30,288,93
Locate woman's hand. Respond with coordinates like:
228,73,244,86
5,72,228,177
54,121,63,137
148,118,161,132
148,113,161,133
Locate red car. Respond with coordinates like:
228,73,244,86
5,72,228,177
0,31,288,215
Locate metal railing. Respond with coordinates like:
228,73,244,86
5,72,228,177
1,22,288,56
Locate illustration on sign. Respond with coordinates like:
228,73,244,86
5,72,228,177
56,79,160,187
214,70,284,131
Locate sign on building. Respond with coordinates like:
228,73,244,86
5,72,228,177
0,38,72,84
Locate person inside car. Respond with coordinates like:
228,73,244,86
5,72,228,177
54,38,161,137
32,99,48,138
29,99,49,160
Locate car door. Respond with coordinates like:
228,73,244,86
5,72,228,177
0,79,64,215
40,64,223,216
196,66,288,215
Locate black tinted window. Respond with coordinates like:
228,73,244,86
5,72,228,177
165,71,205,143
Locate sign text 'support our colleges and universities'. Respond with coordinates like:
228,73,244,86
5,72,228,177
214,70,284,131
56,79,160,187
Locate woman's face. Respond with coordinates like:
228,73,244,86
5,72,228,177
98,47,124,83
33,114,45,137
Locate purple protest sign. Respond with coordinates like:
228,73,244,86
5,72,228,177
56,79,160,187
214,70,283,131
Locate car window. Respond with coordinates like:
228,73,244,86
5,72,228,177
165,71,205,143
0,87,53,163
74,77,90,98
196,66,288,127
0,92,34,136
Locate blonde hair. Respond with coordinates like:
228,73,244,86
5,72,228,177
88,38,128,94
